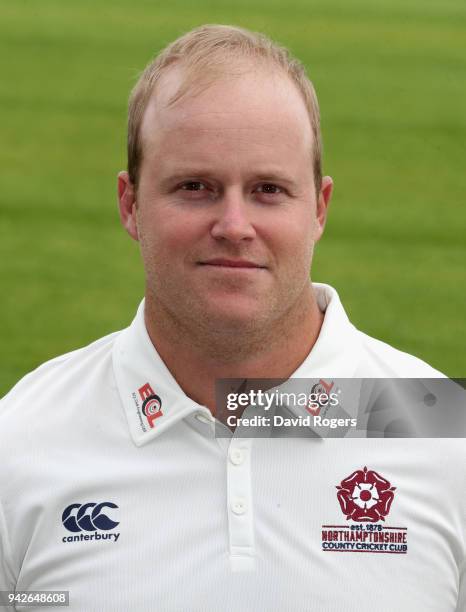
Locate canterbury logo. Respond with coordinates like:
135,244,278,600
62,502,119,533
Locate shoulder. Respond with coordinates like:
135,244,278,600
312,283,446,378
355,330,446,378
0,330,122,421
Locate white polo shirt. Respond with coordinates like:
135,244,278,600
0,284,464,611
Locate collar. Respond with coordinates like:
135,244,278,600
290,283,362,379
112,300,212,447
113,283,363,446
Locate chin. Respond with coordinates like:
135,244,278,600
200,299,267,330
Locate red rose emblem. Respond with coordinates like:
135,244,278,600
336,466,396,522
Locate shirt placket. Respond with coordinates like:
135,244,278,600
226,436,255,572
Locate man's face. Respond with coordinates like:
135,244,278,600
119,66,332,335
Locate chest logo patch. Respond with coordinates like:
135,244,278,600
61,502,120,544
336,466,395,522
322,467,408,554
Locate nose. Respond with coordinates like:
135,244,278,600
210,191,257,243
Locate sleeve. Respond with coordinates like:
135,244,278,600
457,558,465,612
456,472,466,612
0,497,15,611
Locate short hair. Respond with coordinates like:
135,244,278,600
127,24,323,194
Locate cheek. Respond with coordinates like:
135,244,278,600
295,210,318,256
264,214,315,259
137,209,205,266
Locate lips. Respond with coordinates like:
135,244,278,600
199,259,266,268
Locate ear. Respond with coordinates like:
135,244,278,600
117,171,139,241
313,175,333,242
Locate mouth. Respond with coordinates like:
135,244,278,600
198,259,267,269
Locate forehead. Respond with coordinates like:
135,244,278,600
139,64,313,175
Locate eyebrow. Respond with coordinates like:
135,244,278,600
253,173,298,187
159,169,299,189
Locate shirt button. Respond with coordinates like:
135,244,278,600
229,448,245,465
231,498,247,515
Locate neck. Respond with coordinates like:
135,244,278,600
144,284,324,416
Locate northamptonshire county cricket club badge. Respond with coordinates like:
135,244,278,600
321,467,408,554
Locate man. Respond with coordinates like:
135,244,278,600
0,25,464,612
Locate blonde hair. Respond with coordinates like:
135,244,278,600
127,24,323,193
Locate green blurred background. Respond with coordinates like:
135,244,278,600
1,0,465,395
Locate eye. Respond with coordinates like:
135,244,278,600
256,183,283,195
180,181,206,191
